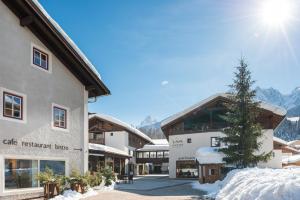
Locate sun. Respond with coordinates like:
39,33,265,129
260,0,293,27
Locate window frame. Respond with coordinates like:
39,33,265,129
211,137,220,147
3,91,23,120
31,43,52,73
0,88,27,124
32,47,49,70
2,156,67,195
51,103,69,132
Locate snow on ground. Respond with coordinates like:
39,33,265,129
192,168,300,200
51,188,97,200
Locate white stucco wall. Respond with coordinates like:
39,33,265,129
0,1,88,196
168,129,282,178
105,131,129,153
168,132,225,178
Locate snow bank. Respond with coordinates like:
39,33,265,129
94,181,117,191
192,168,300,200
51,188,97,200
195,147,225,164
287,117,300,123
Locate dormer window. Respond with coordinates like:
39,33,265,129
33,47,48,70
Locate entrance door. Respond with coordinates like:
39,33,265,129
138,165,143,175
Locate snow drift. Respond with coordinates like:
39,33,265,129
192,168,300,200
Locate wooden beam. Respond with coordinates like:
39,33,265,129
20,15,34,27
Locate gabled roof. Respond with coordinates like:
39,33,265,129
89,114,152,143
161,93,287,129
273,136,288,146
2,0,110,97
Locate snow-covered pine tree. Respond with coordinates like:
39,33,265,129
220,59,271,168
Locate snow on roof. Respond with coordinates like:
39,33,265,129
161,93,286,127
32,0,102,80
195,147,225,164
89,143,131,157
273,136,288,145
151,139,169,145
137,144,169,151
90,114,152,143
287,140,300,146
282,154,300,164
287,117,300,122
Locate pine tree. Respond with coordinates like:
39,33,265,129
219,59,271,168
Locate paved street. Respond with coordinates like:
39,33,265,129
86,175,206,200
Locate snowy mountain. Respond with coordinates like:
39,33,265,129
255,87,300,141
138,116,165,139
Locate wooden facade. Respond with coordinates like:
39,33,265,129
89,116,148,149
199,164,223,183
162,96,285,139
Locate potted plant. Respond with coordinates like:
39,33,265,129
68,169,89,194
36,168,61,199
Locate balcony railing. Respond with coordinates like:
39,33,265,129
89,138,105,145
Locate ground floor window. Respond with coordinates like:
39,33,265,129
176,160,198,178
40,160,65,175
4,158,65,190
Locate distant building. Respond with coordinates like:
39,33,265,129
161,93,287,183
88,114,152,175
136,139,169,174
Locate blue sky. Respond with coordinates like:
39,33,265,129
40,0,300,125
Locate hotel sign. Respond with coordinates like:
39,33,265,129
2,138,69,150
171,139,184,148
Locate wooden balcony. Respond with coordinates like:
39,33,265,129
89,138,105,145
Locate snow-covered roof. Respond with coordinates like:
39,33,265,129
90,114,152,143
32,0,102,80
161,93,287,127
151,139,169,145
137,144,169,151
287,117,300,122
195,147,225,164
89,143,131,157
282,154,300,164
273,136,288,145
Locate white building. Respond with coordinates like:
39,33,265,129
161,93,286,181
88,114,152,175
0,1,109,199
136,139,169,174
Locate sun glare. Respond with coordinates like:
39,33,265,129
261,0,293,27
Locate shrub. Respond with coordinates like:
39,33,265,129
101,167,115,186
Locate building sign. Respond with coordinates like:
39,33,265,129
2,138,69,150
178,156,195,161
171,139,184,148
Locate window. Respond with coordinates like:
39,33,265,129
3,92,23,120
187,138,192,143
157,151,164,158
164,151,169,158
33,47,48,70
137,152,143,158
40,160,65,175
150,152,156,158
143,152,149,158
209,168,216,176
5,159,38,189
211,137,220,147
4,159,65,190
53,106,67,129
